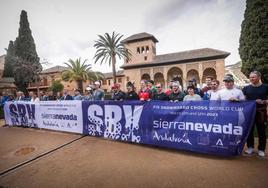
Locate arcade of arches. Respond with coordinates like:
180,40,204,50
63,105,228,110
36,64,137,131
140,66,217,89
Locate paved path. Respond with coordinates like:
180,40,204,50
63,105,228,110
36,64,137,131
0,126,268,188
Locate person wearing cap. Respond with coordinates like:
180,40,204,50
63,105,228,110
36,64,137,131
83,86,93,101
169,81,185,102
125,82,139,100
92,81,104,101
242,71,268,157
218,75,245,101
73,89,83,100
138,79,151,101
152,83,168,101
183,85,202,101
186,79,204,98
111,83,125,101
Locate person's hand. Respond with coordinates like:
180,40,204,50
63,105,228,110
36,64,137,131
229,97,239,102
256,99,264,104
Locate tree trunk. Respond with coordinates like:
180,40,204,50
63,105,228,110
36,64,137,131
77,80,83,93
112,55,116,84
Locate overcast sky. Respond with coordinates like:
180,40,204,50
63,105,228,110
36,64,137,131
0,0,246,72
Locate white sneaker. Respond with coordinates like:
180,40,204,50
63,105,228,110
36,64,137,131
258,150,265,157
245,147,254,154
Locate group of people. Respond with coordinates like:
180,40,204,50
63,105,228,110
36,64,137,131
0,71,267,157
110,74,245,102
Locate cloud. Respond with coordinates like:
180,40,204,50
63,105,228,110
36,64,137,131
144,0,214,30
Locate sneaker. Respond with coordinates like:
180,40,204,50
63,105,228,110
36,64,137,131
258,150,265,157
245,147,254,155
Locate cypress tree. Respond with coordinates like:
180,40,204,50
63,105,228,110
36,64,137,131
239,0,268,83
3,41,16,77
13,10,42,92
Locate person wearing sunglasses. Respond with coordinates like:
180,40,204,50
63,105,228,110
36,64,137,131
207,79,220,100
152,83,168,101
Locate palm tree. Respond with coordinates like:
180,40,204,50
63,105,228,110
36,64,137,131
94,32,131,84
62,58,104,92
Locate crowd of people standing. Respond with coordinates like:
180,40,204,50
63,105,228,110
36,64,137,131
0,71,267,157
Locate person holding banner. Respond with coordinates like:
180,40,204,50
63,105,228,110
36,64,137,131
111,83,125,101
15,91,25,101
73,89,83,100
92,81,104,101
61,90,73,100
125,82,139,100
243,71,268,157
152,83,168,101
168,82,185,102
29,91,40,102
218,75,245,101
207,80,220,100
183,85,202,101
138,80,151,101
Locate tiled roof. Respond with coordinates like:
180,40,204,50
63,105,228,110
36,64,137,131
41,66,69,74
122,32,158,43
103,70,124,79
121,48,230,69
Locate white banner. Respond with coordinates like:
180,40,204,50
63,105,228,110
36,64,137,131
4,101,83,134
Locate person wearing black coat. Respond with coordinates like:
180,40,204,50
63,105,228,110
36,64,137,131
152,83,168,101
125,82,139,100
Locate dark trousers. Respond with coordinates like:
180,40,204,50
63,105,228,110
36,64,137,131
247,112,267,151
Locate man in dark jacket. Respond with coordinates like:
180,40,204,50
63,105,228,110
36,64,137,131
125,82,139,100
152,83,168,101
243,71,268,157
111,83,125,101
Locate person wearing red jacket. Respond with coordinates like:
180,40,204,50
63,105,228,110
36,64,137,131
138,80,151,101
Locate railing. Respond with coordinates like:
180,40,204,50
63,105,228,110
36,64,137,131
28,82,49,87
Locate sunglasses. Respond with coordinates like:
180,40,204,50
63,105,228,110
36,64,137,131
156,86,161,88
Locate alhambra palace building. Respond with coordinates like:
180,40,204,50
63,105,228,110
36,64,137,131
1,32,238,94
103,32,230,91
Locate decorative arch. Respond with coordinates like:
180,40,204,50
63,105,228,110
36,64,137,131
187,69,200,84
141,73,150,81
202,68,217,83
154,72,165,88
167,67,183,87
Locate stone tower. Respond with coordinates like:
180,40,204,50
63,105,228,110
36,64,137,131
122,32,158,65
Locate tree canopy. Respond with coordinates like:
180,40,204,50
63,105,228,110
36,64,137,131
94,32,131,84
4,10,42,92
62,58,104,92
239,0,268,83
3,41,16,77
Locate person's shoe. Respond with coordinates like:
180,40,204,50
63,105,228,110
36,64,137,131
245,147,254,155
258,150,265,157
